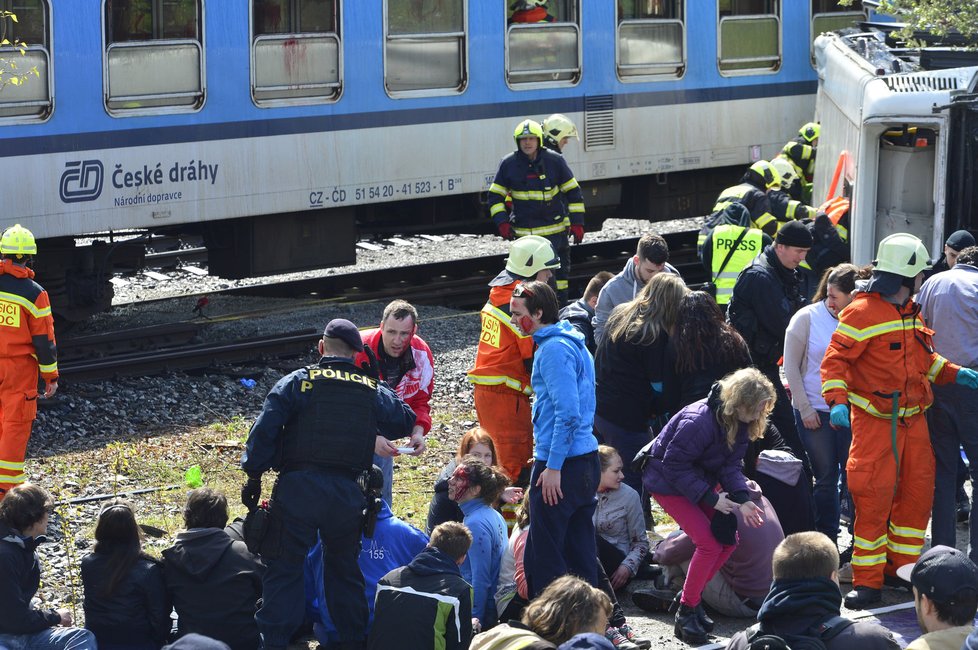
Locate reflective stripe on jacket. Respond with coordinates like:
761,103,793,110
769,190,815,224
0,260,57,380
712,183,777,235
820,291,959,419
467,282,535,395
487,148,584,232
782,141,816,182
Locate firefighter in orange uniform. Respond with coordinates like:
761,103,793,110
0,225,57,498
820,233,978,609
467,235,559,484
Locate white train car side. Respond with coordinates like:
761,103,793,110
813,31,978,264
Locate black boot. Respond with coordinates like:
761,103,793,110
883,571,911,590
669,589,713,631
844,586,882,609
632,588,679,613
695,602,715,633
674,603,709,645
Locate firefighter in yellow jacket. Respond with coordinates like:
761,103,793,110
820,233,978,608
0,225,57,498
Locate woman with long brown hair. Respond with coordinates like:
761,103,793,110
81,500,171,649
663,290,752,414
594,273,689,492
783,264,861,548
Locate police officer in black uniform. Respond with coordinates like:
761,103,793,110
241,318,416,650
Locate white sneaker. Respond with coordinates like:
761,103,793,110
837,562,853,584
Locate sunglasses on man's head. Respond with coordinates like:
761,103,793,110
512,283,534,298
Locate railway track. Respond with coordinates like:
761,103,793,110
58,323,202,364
117,229,706,311
60,328,319,382
61,230,707,381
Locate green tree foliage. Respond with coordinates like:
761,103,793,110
842,0,978,44
0,11,39,89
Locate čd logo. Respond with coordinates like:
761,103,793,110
60,160,104,203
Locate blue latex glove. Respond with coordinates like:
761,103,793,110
957,367,978,389
829,403,850,428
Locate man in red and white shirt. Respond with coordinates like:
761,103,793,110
356,300,435,506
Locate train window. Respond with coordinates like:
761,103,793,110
616,1,685,81
811,1,864,66
506,0,580,87
252,0,342,105
104,0,204,114
0,0,51,122
717,0,781,76
384,0,466,96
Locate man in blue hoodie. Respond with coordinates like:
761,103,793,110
510,279,600,598
368,521,474,650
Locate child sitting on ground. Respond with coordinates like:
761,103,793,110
594,445,650,590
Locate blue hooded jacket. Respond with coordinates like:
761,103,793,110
531,321,598,470
306,500,428,644
558,633,616,649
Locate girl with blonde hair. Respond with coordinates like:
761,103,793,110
642,367,774,644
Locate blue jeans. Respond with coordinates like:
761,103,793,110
0,628,96,650
928,383,978,562
524,452,600,598
257,469,367,647
794,409,851,543
372,453,394,507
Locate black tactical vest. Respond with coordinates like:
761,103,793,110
280,360,379,472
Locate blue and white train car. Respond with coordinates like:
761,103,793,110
0,0,867,317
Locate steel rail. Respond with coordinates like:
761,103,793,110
60,329,320,382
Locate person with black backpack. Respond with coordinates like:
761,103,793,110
725,532,899,650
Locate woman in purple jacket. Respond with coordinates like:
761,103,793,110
643,367,773,645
